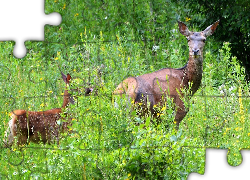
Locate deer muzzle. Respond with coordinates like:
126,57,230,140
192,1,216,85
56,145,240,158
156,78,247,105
192,49,199,55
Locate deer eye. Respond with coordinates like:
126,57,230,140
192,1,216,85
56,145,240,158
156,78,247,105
187,38,190,42
203,39,206,43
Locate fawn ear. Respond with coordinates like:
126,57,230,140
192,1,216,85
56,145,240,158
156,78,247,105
178,21,190,36
61,72,67,83
203,20,220,37
61,72,71,84
66,74,71,84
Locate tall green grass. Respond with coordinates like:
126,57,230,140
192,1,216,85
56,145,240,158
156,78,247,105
0,0,249,179
0,27,249,179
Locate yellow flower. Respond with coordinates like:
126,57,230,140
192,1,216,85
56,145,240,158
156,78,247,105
238,87,245,123
40,78,43,81
185,17,191,22
40,103,44,107
63,4,66,9
74,13,79,17
54,57,58,60
248,133,250,136
161,106,166,111
54,0,58,2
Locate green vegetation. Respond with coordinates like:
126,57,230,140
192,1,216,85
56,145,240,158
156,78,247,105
181,0,250,81
0,0,249,179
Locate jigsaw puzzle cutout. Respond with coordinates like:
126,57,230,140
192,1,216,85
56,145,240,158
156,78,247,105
0,0,61,58
189,149,250,179
1,0,249,179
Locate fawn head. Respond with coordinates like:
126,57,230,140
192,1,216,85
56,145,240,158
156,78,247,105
61,72,75,107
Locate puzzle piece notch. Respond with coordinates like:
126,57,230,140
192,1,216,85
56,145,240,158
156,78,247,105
188,149,250,180
0,0,61,58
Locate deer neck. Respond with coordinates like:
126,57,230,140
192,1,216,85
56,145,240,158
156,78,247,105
62,89,71,109
184,55,203,95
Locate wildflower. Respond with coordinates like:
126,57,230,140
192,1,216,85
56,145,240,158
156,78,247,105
74,13,79,17
40,103,44,107
54,57,58,60
116,35,119,41
161,106,166,111
238,86,245,123
54,0,57,2
185,17,191,22
63,4,66,9
248,133,250,136
40,78,43,81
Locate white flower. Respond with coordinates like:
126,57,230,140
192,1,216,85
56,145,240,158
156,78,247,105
152,45,159,52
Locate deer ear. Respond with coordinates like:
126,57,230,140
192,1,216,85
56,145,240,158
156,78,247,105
61,72,67,83
178,21,190,36
66,74,71,84
203,20,220,37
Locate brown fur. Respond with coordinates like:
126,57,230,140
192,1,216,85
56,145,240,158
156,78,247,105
5,72,75,146
114,20,219,129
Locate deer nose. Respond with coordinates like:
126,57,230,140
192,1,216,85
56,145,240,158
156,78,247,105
192,49,199,55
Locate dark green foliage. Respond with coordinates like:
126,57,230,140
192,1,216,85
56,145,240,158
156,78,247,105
180,0,250,81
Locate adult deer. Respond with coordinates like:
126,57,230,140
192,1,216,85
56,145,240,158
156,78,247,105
4,72,91,146
114,20,219,129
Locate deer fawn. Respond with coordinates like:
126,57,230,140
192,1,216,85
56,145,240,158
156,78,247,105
114,20,219,129
4,72,91,146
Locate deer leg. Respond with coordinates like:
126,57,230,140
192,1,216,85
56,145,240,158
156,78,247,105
174,99,188,129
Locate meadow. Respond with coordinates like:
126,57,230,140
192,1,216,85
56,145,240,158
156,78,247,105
0,0,249,179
